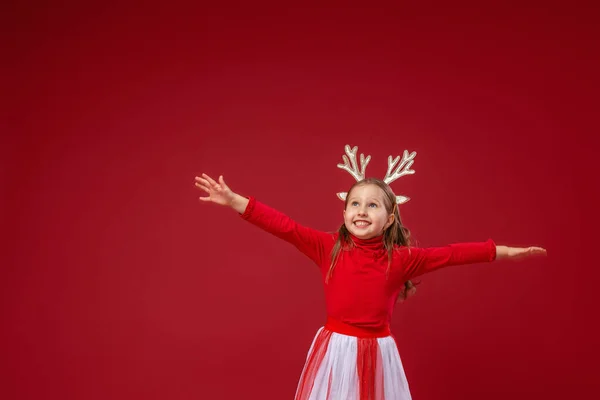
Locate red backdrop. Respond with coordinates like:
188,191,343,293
4,1,598,399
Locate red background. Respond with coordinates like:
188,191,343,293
3,1,598,399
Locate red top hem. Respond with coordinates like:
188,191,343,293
325,317,391,338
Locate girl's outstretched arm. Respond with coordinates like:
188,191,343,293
194,173,333,266
495,245,547,260
195,173,248,213
402,240,547,280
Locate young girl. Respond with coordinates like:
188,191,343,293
194,173,546,400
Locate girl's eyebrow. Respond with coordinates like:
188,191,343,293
348,197,381,203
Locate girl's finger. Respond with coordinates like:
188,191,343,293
195,182,210,193
198,196,212,202
202,173,219,187
194,181,210,190
525,247,547,257
195,177,212,188
219,175,229,190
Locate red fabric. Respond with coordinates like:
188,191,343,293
357,338,384,400
241,196,497,332
325,317,390,338
295,329,333,400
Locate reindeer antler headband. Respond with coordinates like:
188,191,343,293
336,144,416,204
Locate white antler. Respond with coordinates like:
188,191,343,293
383,150,416,185
337,145,371,181
336,145,371,201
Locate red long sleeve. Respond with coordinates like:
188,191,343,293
401,240,497,280
240,196,335,266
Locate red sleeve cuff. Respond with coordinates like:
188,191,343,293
487,239,497,261
240,196,256,219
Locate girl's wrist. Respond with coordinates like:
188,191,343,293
495,245,509,259
229,193,249,213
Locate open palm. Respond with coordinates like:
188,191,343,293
194,173,235,206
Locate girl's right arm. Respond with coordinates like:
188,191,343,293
195,173,332,265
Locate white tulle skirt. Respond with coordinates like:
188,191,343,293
294,326,412,400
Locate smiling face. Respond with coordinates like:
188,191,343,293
343,183,395,239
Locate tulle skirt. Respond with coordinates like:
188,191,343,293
294,325,412,400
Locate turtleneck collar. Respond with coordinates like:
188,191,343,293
348,233,385,252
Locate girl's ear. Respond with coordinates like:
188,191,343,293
385,213,395,230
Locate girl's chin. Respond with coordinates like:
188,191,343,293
349,229,375,239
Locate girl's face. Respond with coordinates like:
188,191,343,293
343,184,394,240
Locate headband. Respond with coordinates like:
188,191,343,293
336,144,416,204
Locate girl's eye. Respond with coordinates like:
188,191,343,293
369,203,377,208
352,201,359,206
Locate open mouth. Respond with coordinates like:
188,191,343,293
353,220,371,228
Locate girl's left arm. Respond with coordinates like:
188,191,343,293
402,240,546,279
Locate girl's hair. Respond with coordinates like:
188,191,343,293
328,178,418,301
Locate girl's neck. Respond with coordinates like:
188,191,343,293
350,233,383,242
348,232,385,250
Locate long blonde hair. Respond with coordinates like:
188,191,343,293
328,178,417,300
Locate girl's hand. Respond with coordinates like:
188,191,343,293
396,280,418,303
509,246,547,259
195,174,236,206
497,245,547,260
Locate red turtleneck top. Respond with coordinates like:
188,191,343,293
241,197,496,334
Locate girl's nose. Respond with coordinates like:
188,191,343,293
358,208,368,216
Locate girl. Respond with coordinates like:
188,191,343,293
194,173,546,400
